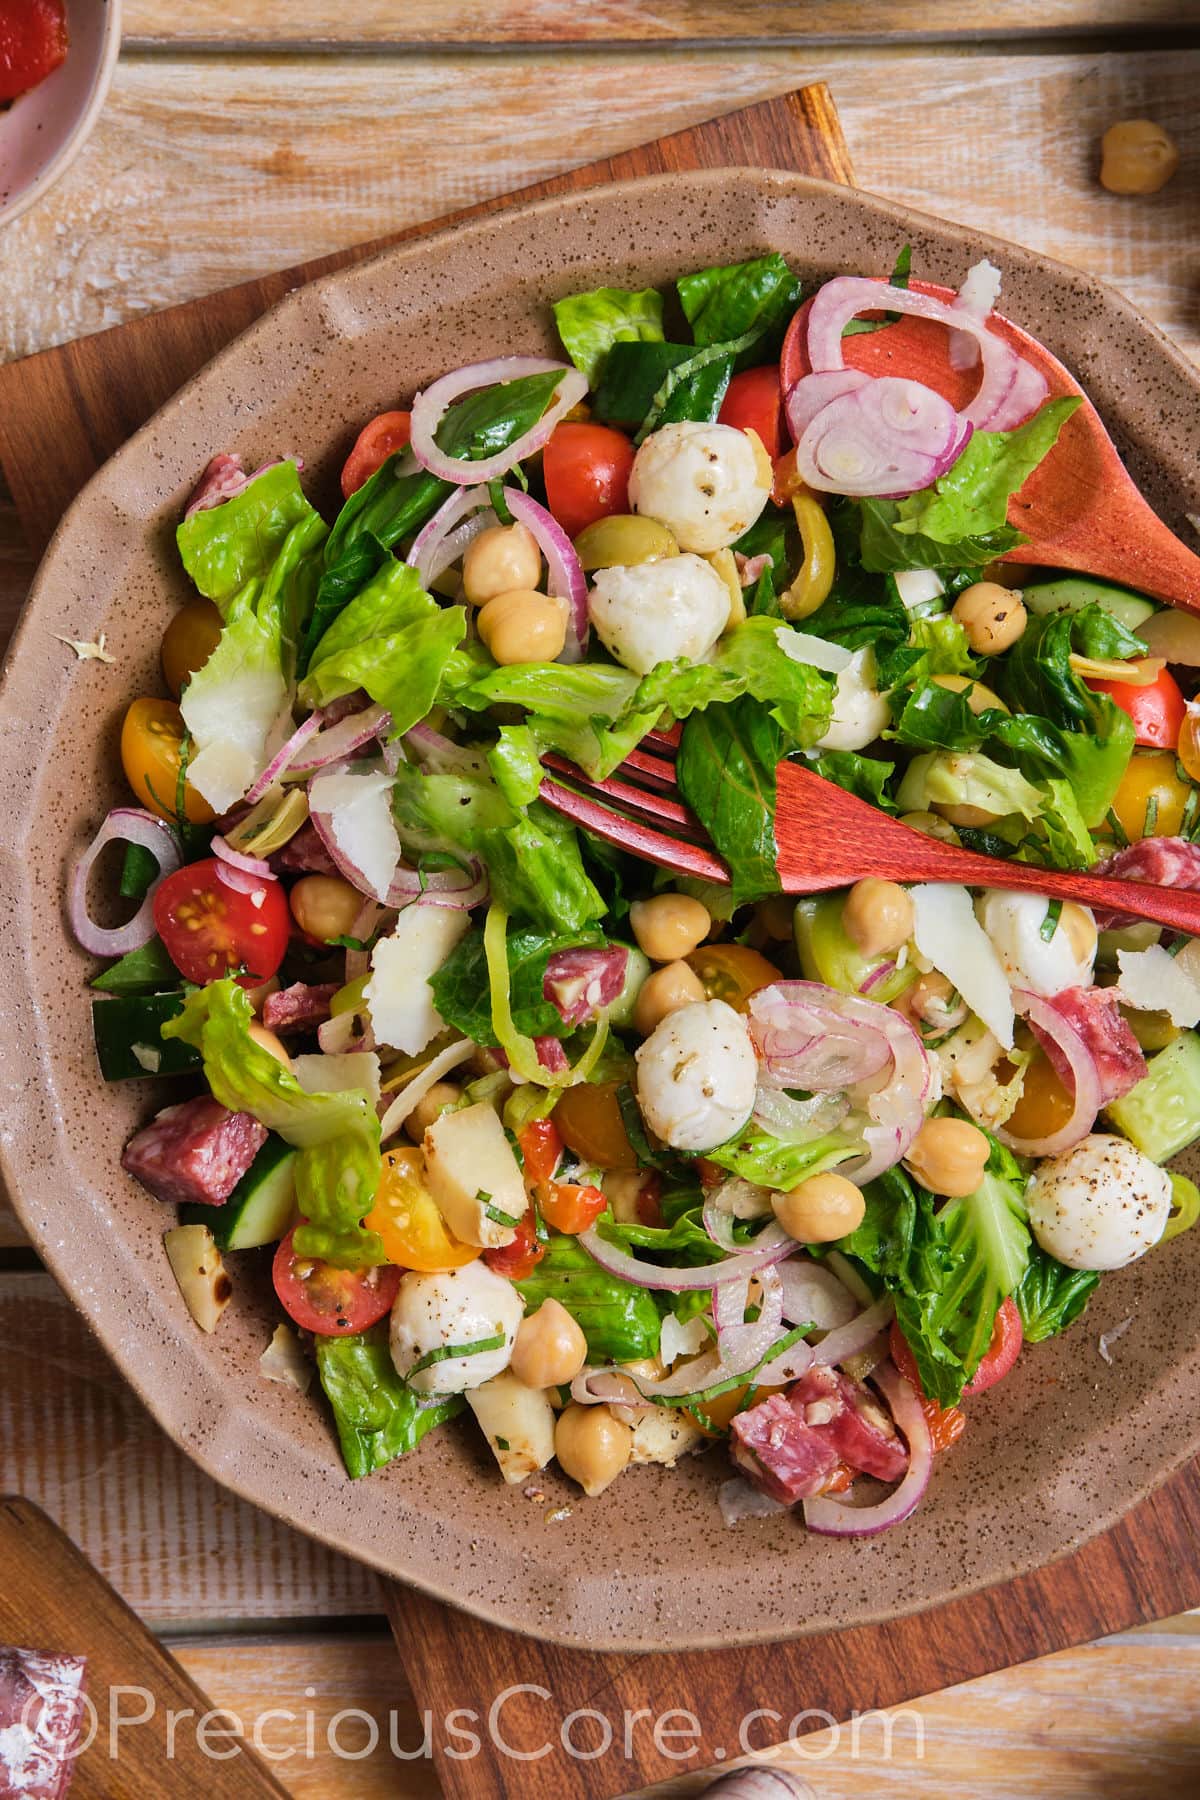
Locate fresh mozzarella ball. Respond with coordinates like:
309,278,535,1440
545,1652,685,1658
588,554,730,675
976,889,1097,997
1026,1132,1172,1270
635,998,758,1152
389,1263,522,1395
628,421,772,553
815,648,890,753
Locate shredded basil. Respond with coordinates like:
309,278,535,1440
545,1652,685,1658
407,1332,506,1381
482,1195,523,1228
1039,898,1063,943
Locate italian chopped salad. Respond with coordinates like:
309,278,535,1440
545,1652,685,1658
73,249,1200,1534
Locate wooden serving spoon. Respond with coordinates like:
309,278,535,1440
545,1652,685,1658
779,283,1200,609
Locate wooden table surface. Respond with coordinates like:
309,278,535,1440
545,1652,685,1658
2,5,1199,1795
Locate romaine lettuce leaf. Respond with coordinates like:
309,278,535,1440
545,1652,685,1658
859,498,1021,572
813,749,898,811
177,460,321,611
299,557,465,737
896,749,1045,824
316,1327,462,1478
552,285,665,386
513,1233,663,1363
994,605,1144,729
1015,1248,1100,1343
162,979,384,1267
676,700,785,904
677,253,802,350
891,397,1082,546
704,1118,861,1190
430,923,607,1043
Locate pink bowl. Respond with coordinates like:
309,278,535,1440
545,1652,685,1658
0,0,121,228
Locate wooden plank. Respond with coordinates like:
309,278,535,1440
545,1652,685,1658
121,1,1198,47
0,46,1194,377
0,1498,290,1798
166,1625,1200,1799
0,1274,379,1623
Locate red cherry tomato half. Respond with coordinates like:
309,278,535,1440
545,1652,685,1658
340,409,412,499
537,1181,607,1236
1085,664,1186,751
272,1227,401,1335
518,1117,563,1187
962,1296,1024,1395
153,857,292,987
718,365,784,462
483,1215,545,1280
0,0,68,104
543,422,635,539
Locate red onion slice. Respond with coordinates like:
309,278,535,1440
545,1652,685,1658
802,1360,933,1537
784,366,871,439
578,1223,796,1293
504,489,590,661
212,835,274,879
286,703,392,775
752,1086,851,1142
409,356,588,486
69,808,182,956
810,1294,895,1366
407,484,495,587
948,257,1003,370
214,862,273,902
997,988,1103,1156
714,1266,786,1376
794,377,969,498
386,855,488,912
778,1258,859,1331
242,713,323,806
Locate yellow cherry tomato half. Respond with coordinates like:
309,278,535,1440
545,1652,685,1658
1108,749,1191,843
160,597,223,697
120,696,215,824
552,1079,639,1170
1003,1047,1076,1143
684,943,782,1013
364,1147,480,1271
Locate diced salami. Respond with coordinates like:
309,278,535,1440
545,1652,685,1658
543,947,628,1028
729,1393,842,1504
0,1646,87,1800
1028,985,1146,1107
735,550,773,587
121,1097,267,1207
271,822,338,876
183,452,249,518
262,982,340,1035
534,1036,571,1074
1093,836,1200,928
788,1364,909,1483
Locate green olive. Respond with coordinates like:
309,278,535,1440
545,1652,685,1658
573,514,679,571
793,894,918,1004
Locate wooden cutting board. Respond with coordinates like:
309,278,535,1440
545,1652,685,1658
4,83,1200,1800
0,1497,289,1798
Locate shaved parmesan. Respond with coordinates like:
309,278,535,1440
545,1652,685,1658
365,904,471,1055
55,629,115,662
291,1050,382,1105
774,625,852,674
893,569,945,610
307,763,402,902
1117,944,1200,1027
911,882,1015,1050
259,1324,313,1393
659,1311,710,1368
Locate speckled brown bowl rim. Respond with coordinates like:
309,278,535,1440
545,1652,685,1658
3,169,1200,1654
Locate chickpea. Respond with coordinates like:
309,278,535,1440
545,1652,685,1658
900,809,962,846
931,672,1008,717
403,1080,462,1142
772,1172,866,1244
461,521,542,605
633,960,706,1036
951,582,1028,655
841,878,913,960
629,893,711,963
554,1403,632,1497
245,974,281,1016
288,873,363,942
511,1298,588,1391
476,590,566,665
1100,119,1180,195
904,971,968,1036
903,1116,989,1198
247,1022,292,1069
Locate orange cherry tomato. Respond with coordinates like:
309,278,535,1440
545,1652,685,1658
889,1321,967,1454
1085,663,1186,750
120,697,216,825
1003,1046,1075,1143
484,1215,545,1280
771,445,805,509
519,1117,564,1187
160,597,223,697
537,1181,607,1236
718,365,784,461
552,1080,638,1170
543,422,635,538
363,1147,480,1271
340,409,412,498
685,943,782,1013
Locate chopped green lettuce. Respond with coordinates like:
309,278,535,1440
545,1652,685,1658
676,700,786,904
513,1234,663,1363
430,922,608,1043
704,1119,861,1191
162,979,384,1267
1014,1249,1100,1344
552,285,665,386
316,1328,462,1478
177,460,321,610
677,253,802,350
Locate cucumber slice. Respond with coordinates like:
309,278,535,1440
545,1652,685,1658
1022,575,1157,633
92,994,199,1081
1105,1030,1200,1163
181,1134,298,1250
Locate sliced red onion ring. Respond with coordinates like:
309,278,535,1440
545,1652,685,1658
858,958,897,995
503,489,590,662
212,836,274,879
794,376,970,498
214,861,273,902
578,1223,796,1293
714,1266,785,1377
286,703,392,775
784,367,871,439
778,1258,859,1332
242,713,323,806
802,1360,932,1537
409,356,588,486
386,855,488,912
997,988,1102,1157
702,1192,792,1256
69,808,182,956
752,1086,852,1143
810,1294,895,1366
344,897,384,983
407,485,495,587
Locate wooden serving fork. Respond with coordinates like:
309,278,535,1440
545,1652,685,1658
539,732,1200,935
